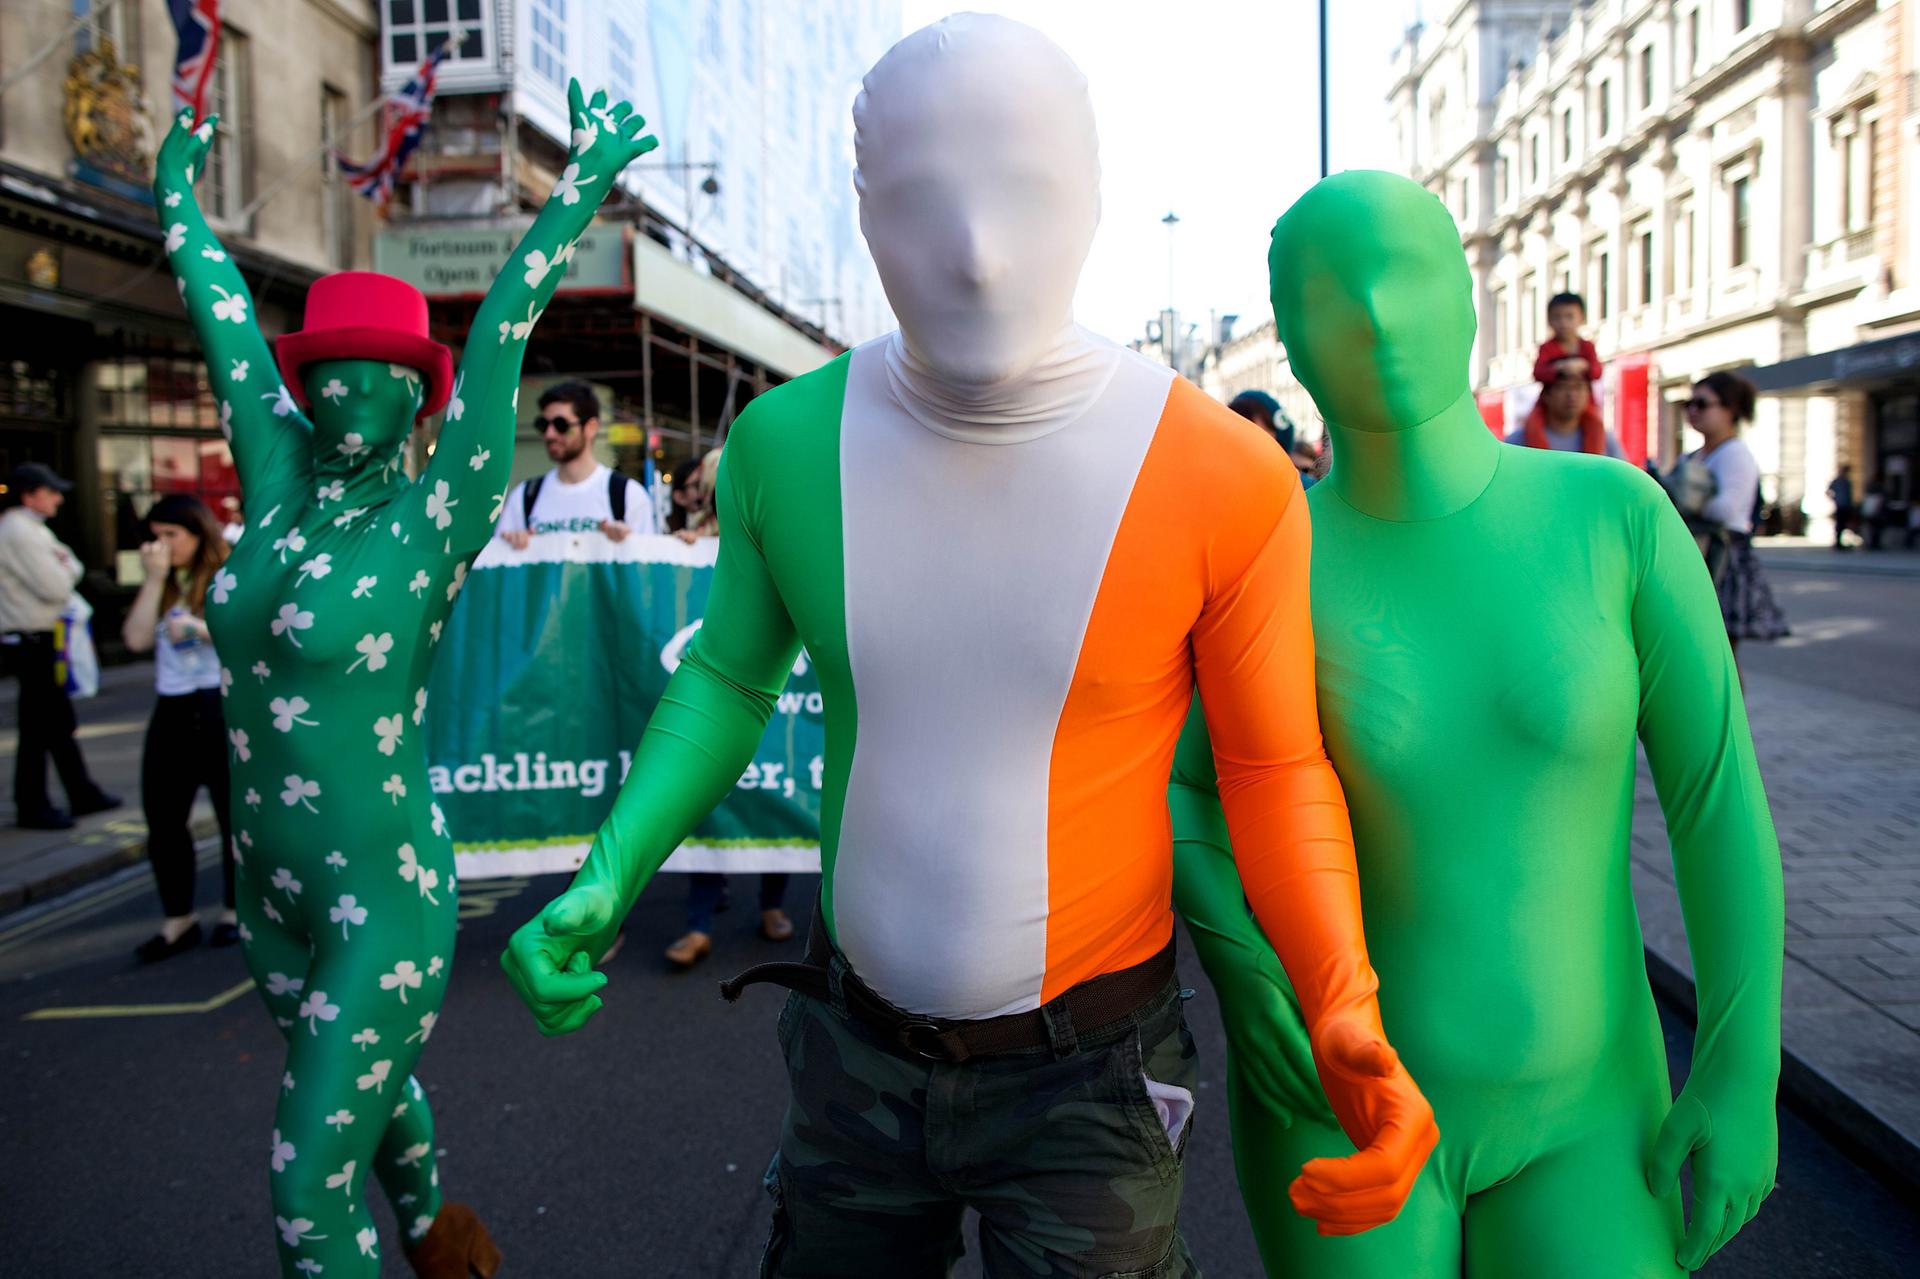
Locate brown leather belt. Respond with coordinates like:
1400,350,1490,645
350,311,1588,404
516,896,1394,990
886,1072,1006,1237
719,912,1177,1065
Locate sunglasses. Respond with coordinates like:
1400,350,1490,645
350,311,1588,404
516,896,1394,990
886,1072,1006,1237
1685,397,1722,411
533,415,580,434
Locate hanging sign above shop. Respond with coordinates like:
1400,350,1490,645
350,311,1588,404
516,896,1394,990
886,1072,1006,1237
373,221,629,298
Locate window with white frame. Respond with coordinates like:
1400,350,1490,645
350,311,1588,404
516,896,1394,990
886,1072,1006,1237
384,0,487,70
1729,172,1752,266
1670,197,1694,294
1734,0,1754,33
740,0,759,82
1596,78,1612,139
1491,285,1508,357
1634,221,1655,309
608,19,637,106
1593,246,1612,319
321,84,353,269
200,27,249,226
529,0,567,87
1560,105,1573,163
76,0,138,61
1639,45,1655,111
1834,109,1878,236
1686,8,1701,75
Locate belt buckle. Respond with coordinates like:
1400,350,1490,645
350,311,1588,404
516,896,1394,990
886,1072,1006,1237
897,1019,958,1063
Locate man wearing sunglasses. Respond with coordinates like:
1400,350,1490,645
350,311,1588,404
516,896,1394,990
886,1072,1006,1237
496,381,653,549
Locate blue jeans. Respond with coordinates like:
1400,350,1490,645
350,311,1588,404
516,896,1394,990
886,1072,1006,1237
687,872,790,933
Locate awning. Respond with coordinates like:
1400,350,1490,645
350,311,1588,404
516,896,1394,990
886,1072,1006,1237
1742,330,1920,394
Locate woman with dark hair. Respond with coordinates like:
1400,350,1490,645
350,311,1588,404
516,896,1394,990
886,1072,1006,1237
1680,371,1789,653
122,494,237,960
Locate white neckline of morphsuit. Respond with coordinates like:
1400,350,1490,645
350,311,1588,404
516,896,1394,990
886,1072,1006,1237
879,326,1125,446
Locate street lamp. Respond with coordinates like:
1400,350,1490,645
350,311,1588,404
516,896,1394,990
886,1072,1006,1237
1161,211,1181,372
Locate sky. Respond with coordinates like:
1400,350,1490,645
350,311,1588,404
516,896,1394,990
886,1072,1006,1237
895,0,1424,346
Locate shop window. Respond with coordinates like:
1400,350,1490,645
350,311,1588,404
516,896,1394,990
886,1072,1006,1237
386,0,487,70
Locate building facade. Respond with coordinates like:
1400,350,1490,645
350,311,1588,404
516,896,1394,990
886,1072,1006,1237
0,0,382,628
371,0,899,485
1390,0,1918,534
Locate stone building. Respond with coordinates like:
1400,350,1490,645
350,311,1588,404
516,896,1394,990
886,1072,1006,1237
1390,0,1917,534
0,0,380,616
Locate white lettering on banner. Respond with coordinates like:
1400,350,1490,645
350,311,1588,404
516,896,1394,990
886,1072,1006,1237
660,620,812,678
427,753,826,800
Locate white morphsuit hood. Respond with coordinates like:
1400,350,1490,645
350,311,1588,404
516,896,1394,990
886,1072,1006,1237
855,13,1118,441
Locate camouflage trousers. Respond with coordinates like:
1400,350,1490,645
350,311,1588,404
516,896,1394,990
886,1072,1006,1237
760,976,1202,1279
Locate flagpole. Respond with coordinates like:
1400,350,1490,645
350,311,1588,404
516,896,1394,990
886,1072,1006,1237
0,0,124,98
234,87,390,223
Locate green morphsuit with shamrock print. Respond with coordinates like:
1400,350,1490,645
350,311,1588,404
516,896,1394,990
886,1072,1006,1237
154,86,655,1278
1171,171,1783,1276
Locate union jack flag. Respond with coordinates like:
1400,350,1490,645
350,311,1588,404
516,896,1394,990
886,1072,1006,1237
337,38,455,209
167,0,221,126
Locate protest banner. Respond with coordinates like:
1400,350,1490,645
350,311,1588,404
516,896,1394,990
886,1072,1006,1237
426,532,823,879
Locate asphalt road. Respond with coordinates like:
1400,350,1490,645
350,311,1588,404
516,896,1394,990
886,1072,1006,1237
2,856,1917,1277
1745,561,1920,711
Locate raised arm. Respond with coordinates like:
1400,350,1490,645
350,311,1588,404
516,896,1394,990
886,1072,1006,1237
1169,693,1331,1127
152,111,311,506
1630,482,1784,1271
502,429,802,1033
416,82,656,558
1191,480,1436,1236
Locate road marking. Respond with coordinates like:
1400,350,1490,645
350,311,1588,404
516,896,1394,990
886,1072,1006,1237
456,878,530,921
0,842,220,954
22,978,255,1021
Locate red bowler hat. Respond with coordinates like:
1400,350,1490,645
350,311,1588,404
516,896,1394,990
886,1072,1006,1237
275,272,455,422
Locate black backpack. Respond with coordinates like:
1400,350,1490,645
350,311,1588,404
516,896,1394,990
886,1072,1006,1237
520,469,631,527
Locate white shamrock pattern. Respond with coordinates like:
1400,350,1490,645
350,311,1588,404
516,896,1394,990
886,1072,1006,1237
297,989,339,1034
270,696,316,732
211,568,237,604
271,603,314,646
347,633,393,674
374,714,404,756
356,1059,392,1092
270,1129,296,1172
551,162,596,206
425,479,457,530
396,844,440,903
296,552,332,585
330,895,367,939
208,284,248,324
380,960,424,1003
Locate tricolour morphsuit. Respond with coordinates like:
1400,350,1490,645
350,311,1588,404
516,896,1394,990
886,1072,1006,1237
154,86,654,1278
1171,170,1784,1275
505,15,1434,1274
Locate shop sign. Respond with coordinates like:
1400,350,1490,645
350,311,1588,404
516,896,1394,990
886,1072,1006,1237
373,222,629,298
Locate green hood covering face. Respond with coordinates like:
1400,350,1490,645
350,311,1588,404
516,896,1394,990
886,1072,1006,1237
1268,170,1474,438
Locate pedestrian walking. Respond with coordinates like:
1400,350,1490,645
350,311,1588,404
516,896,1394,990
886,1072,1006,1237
1861,480,1887,551
1827,464,1857,550
121,495,239,961
664,872,795,967
1680,372,1789,655
0,462,118,830
495,381,653,549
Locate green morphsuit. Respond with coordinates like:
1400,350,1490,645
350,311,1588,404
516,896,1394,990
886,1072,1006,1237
1171,171,1783,1276
155,88,654,1277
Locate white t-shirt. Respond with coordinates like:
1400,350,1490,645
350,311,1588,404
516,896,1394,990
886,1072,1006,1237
495,465,655,536
1688,437,1761,535
153,611,222,696
1503,424,1627,460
